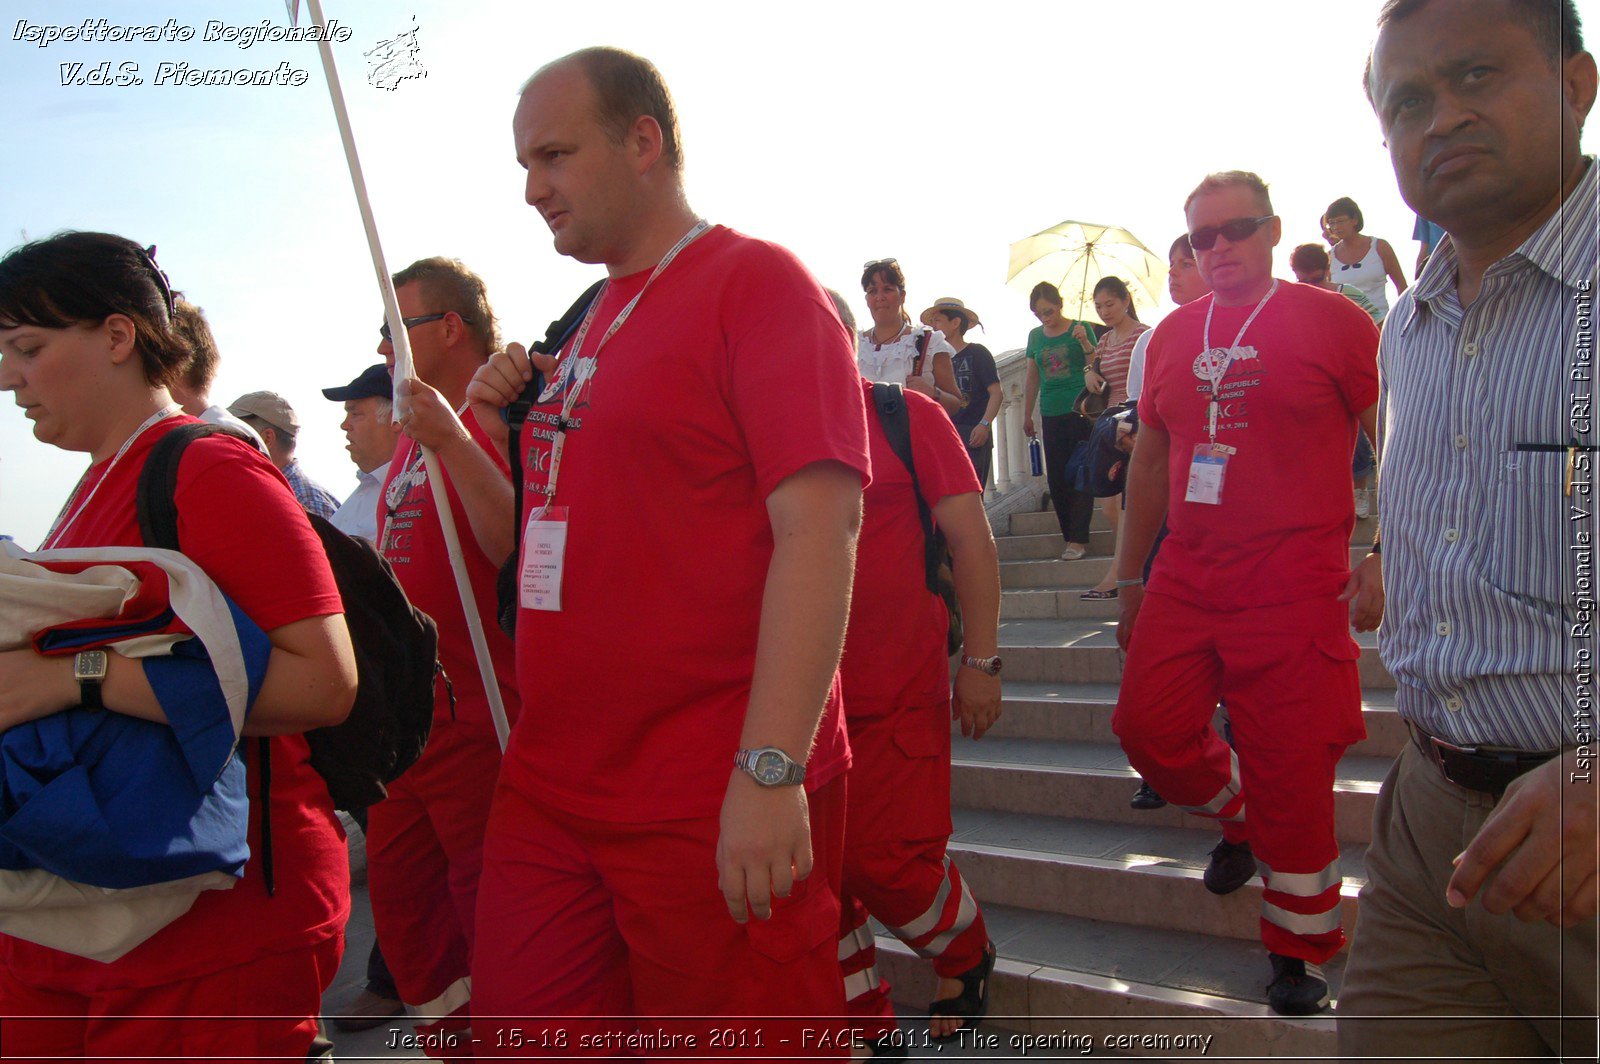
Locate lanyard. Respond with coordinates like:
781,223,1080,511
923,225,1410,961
44,404,179,548
379,401,469,549
1199,280,1277,443
531,219,709,518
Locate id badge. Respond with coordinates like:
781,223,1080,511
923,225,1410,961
1184,444,1233,505
519,506,569,612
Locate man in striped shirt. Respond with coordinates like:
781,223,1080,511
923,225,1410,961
1340,0,1598,1058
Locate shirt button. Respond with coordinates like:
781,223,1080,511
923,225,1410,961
1454,434,1469,450
1436,621,1453,636
1463,342,1480,357
1445,695,1464,712
1445,528,1460,542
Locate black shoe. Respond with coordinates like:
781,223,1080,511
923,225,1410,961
1203,838,1257,895
1266,952,1330,1015
1129,781,1167,810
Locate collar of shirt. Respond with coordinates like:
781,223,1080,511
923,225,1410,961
356,460,391,488
1398,156,1599,334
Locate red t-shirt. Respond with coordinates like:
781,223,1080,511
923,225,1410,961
380,411,520,736
1139,281,1380,610
841,381,981,714
504,225,871,822
1,415,349,991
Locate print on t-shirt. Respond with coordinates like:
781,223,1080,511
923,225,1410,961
1193,343,1264,435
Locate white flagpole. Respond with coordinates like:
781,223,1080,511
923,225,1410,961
300,0,511,751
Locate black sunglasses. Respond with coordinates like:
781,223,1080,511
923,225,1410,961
379,312,458,342
1188,216,1276,252
862,257,900,270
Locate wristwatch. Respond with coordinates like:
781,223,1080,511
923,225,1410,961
961,654,1003,677
734,746,807,787
74,649,108,712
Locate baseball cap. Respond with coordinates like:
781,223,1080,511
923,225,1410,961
321,364,393,402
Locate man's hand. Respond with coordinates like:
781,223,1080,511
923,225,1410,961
904,376,936,399
1338,552,1385,632
968,423,991,449
717,772,813,923
396,378,472,455
1116,583,1144,652
465,342,559,457
1447,749,1598,927
953,666,1001,739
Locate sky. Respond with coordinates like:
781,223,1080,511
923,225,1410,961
3,0,1595,547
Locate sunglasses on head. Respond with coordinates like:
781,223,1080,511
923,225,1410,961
862,257,899,270
378,312,453,342
1188,216,1276,252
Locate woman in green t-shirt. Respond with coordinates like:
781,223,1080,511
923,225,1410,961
1021,282,1102,560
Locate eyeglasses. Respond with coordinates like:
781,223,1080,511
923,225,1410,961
862,257,899,270
379,312,456,342
1187,216,1276,252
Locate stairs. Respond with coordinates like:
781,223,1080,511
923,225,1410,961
875,506,1396,1057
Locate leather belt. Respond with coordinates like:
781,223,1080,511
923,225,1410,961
1408,723,1557,797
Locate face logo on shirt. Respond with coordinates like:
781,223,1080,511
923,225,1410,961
385,465,427,512
1193,345,1260,383
537,354,598,406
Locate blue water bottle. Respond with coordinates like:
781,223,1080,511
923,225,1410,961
1028,436,1044,477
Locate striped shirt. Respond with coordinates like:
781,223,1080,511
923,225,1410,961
1377,157,1598,751
281,458,340,521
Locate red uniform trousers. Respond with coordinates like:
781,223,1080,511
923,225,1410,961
0,935,341,1063
366,717,502,1050
1112,592,1363,964
838,701,989,1038
472,775,849,1059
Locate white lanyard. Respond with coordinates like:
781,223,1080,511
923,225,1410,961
44,405,179,548
532,219,709,518
1199,280,1277,443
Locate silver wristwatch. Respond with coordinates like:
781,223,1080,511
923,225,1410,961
961,654,1003,677
734,746,806,787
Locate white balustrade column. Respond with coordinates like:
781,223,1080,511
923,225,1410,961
992,400,1013,493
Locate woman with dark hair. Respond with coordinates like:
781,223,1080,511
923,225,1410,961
0,231,357,1058
1324,196,1408,322
857,259,965,417
1080,276,1149,599
1021,281,1099,560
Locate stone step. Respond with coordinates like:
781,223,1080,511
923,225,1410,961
946,807,1366,941
995,530,1117,562
1001,586,1134,619
995,618,1396,690
951,737,1388,844
977,681,1408,759
874,904,1338,1057
1005,509,1379,544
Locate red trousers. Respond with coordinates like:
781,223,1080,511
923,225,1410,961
838,701,989,1036
1113,592,1363,964
0,935,341,1063
472,775,848,1059
366,718,502,1048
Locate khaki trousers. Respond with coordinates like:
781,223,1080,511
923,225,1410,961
1339,743,1598,1061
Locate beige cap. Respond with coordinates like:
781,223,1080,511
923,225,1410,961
227,391,299,435
919,296,982,329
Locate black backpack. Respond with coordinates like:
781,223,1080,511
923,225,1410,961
136,424,440,820
869,382,964,657
496,280,606,637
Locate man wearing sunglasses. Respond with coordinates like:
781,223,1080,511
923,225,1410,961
1113,170,1381,1016
367,255,522,1051
1341,1,1598,1058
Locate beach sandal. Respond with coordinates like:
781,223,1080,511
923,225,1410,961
928,940,996,1043
1080,588,1118,600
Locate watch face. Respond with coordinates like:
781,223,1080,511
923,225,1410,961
754,750,787,785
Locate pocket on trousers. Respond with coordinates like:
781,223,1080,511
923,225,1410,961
1308,632,1366,745
744,875,837,966
891,708,947,760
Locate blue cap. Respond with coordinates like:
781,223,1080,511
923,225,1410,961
322,364,393,402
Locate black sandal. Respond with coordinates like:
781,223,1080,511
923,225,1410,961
928,940,996,1042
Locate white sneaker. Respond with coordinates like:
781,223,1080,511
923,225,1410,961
1354,488,1370,519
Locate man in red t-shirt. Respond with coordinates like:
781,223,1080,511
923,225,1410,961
370,256,521,1051
839,380,1001,1048
464,49,868,1055
1113,171,1382,1017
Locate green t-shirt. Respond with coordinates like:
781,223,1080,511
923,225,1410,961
1027,322,1096,417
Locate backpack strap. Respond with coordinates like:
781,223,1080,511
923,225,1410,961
870,382,940,595
136,420,280,893
507,279,606,548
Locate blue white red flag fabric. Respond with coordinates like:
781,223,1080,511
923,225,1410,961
0,543,270,960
